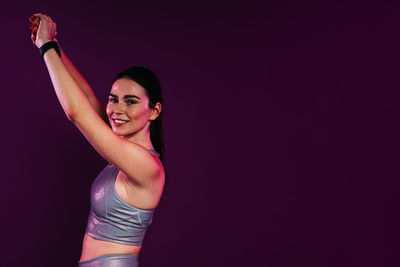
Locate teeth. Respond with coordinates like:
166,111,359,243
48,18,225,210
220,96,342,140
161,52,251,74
114,120,128,123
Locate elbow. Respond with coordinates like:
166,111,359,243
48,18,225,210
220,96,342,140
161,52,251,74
67,113,75,122
66,108,78,122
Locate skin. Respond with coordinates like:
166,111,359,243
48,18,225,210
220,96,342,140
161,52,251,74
107,78,162,149
29,13,57,47
78,80,164,262
29,13,165,262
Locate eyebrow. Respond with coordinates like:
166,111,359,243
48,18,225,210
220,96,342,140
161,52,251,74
109,94,141,100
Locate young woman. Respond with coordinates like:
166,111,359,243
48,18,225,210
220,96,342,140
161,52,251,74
29,13,166,267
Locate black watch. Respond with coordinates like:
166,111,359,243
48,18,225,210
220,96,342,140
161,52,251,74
39,41,61,59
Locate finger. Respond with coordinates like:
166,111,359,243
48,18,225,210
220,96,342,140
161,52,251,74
32,13,42,20
30,14,40,20
29,22,38,28
29,24,38,30
31,32,36,44
33,13,45,24
29,15,40,25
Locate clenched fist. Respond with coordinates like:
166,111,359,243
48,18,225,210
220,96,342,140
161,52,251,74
29,13,58,48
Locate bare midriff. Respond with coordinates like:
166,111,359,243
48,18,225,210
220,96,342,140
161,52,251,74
79,233,141,262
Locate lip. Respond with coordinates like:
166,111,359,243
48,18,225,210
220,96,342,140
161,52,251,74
111,117,130,121
111,118,130,127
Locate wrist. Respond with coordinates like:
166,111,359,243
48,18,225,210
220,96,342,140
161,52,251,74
36,39,51,48
39,41,61,59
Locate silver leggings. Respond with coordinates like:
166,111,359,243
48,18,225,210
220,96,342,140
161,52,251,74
78,254,139,267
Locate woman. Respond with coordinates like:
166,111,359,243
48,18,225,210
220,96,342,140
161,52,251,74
29,13,166,267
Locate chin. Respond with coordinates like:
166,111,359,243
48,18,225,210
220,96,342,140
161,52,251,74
113,128,137,137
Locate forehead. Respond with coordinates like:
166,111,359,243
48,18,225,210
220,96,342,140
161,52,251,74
110,78,147,97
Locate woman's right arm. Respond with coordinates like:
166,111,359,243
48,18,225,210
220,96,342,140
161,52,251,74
56,40,110,127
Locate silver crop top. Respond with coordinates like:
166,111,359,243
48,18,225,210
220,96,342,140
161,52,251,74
85,148,160,246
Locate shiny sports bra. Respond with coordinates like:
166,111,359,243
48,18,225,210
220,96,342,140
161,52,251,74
84,148,160,246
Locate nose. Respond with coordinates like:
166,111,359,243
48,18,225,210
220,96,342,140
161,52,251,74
114,108,123,114
112,103,125,114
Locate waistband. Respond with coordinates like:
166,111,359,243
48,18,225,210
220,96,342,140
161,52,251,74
78,254,139,266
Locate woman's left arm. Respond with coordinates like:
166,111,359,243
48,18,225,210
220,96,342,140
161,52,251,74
30,13,89,120
31,13,163,186
43,48,91,120
44,47,162,185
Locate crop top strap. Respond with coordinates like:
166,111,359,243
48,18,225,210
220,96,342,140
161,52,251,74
147,148,160,158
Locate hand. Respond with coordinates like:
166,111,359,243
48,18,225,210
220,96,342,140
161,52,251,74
29,13,58,48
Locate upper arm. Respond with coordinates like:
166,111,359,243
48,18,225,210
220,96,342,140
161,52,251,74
90,99,110,128
70,103,162,186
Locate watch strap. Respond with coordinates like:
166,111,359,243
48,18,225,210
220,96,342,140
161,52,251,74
39,41,61,59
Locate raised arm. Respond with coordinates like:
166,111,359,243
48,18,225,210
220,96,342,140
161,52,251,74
30,14,109,127
29,13,163,187
57,41,110,127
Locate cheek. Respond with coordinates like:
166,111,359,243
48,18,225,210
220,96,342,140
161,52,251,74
130,108,150,121
105,105,112,115
140,108,152,118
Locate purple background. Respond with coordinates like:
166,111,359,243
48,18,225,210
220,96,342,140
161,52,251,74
2,0,400,266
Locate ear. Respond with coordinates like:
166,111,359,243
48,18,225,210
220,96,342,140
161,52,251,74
149,102,162,121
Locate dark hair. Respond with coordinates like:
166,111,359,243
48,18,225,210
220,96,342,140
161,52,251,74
113,66,167,202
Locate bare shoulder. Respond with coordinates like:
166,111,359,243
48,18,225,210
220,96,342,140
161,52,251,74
71,105,163,186
128,151,165,190
116,154,165,209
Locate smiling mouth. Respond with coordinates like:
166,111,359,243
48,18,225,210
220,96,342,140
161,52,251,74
114,119,129,123
112,119,130,126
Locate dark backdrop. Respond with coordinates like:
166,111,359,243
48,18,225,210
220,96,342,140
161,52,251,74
2,0,400,266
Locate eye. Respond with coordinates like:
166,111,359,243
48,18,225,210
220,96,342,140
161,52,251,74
127,100,137,105
109,98,118,103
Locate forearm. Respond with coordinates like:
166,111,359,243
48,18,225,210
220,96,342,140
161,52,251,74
43,48,92,120
57,42,109,123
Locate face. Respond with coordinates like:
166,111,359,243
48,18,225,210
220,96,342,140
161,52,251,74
106,78,160,140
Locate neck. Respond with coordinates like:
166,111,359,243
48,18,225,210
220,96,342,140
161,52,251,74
121,125,153,150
